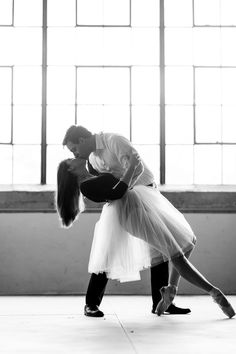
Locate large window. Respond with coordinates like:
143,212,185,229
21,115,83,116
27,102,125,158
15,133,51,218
0,0,42,184
46,0,159,184
1,0,236,187
165,0,236,184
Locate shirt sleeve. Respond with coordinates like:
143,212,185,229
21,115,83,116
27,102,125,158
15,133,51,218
107,134,135,167
107,134,144,184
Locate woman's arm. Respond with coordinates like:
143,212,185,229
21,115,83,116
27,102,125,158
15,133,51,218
80,153,143,202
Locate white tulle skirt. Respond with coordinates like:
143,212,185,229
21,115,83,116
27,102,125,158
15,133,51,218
88,185,196,282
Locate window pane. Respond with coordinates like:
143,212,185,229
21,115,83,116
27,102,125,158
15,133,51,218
103,28,131,66
133,144,160,183
75,28,103,66
77,0,103,25
13,106,42,144
14,0,42,26
223,145,236,184
77,105,104,133
165,67,193,105
47,105,75,144
0,28,14,65
132,105,159,144
165,0,192,27
195,106,221,143
132,66,159,105
0,0,13,25
102,105,130,138
131,28,159,66
165,28,193,66
47,28,75,66
193,28,221,66
77,0,130,26
221,69,236,105
222,106,236,143
165,106,193,144
194,145,221,184
194,0,220,26
0,145,12,184
195,68,221,105
13,67,42,104
77,68,103,104
103,68,130,104
47,66,75,104
0,106,11,143
221,29,236,66
166,145,194,184
47,145,72,184
13,145,41,184
0,68,12,105
77,67,130,105
132,0,159,27
48,0,76,26
13,28,42,65
103,0,130,26
221,0,236,26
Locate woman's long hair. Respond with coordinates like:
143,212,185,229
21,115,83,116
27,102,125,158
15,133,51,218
56,159,81,227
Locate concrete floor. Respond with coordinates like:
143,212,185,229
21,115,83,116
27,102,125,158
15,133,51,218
0,295,235,353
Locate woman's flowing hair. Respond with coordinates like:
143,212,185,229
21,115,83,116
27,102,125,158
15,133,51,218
56,159,81,227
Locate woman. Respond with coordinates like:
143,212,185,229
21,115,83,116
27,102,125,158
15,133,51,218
56,154,235,318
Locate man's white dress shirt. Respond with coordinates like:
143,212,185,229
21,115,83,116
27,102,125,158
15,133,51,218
88,132,155,187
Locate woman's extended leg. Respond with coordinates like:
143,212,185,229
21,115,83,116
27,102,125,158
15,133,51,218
155,249,193,315
158,254,235,318
169,249,193,288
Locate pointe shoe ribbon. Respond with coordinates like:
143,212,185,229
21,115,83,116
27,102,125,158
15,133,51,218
155,285,177,316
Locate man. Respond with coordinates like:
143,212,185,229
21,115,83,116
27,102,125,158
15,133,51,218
63,125,191,317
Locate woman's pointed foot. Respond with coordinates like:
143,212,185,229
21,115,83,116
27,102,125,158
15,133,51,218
210,288,235,319
155,285,177,316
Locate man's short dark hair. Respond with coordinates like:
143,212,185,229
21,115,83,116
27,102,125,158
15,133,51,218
62,125,92,146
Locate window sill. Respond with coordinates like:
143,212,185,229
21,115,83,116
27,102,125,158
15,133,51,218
0,184,236,213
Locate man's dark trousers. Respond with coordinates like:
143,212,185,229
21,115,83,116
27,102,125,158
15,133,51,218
85,261,169,310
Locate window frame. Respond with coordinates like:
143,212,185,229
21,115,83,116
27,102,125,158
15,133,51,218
0,65,13,145
0,0,14,27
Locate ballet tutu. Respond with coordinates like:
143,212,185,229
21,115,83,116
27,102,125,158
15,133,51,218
88,185,196,282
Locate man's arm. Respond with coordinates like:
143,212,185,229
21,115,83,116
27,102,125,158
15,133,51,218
80,154,143,202
108,135,144,186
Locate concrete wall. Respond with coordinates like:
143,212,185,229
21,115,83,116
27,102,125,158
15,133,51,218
0,212,236,295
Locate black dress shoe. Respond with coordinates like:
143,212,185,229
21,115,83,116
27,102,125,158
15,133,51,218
84,305,104,317
166,303,191,314
152,303,191,315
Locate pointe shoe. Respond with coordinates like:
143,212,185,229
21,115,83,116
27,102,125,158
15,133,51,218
155,285,177,316
210,288,235,319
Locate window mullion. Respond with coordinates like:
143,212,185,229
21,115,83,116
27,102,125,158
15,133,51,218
160,0,165,185
41,0,47,184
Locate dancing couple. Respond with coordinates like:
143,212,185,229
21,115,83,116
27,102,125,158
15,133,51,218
56,125,235,319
